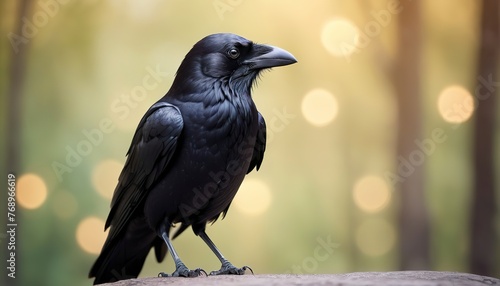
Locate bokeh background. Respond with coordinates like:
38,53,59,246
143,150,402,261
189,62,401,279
1,1,499,285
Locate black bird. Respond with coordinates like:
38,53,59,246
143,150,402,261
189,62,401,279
89,33,296,284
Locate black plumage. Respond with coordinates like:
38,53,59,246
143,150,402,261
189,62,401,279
89,33,296,284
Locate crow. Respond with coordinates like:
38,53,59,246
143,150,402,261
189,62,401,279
89,33,296,284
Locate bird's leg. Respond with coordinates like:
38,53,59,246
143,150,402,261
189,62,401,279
157,223,206,278
199,230,253,275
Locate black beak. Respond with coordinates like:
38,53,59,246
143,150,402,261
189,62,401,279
244,44,297,70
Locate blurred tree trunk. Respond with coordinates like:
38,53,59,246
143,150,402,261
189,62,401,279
4,1,32,286
469,0,499,276
393,1,430,269
7,0,32,174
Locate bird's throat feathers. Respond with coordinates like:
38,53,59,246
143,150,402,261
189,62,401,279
211,75,257,107
168,66,259,109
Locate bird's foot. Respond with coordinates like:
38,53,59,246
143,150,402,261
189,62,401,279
209,261,253,275
158,263,207,278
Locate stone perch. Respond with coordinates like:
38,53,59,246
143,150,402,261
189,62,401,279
100,271,499,286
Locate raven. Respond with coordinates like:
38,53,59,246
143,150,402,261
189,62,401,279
89,33,296,284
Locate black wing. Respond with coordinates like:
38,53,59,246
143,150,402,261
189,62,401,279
247,112,266,173
104,102,184,242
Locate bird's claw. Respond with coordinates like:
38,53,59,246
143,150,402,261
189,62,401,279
158,266,207,278
209,262,253,275
195,268,209,277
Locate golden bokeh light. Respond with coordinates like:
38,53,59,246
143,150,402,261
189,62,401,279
301,88,339,127
17,173,48,209
233,179,272,216
92,159,123,199
76,217,108,255
437,85,474,123
321,18,360,57
353,175,391,213
52,191,78,220
355,218,396,257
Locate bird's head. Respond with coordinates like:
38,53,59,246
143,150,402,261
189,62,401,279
170,33,297,95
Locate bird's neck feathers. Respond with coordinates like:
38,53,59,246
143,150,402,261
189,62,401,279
211,65,263,104
228,69,261,96
191,76,254,112
167,65,260,107
168,57,207,95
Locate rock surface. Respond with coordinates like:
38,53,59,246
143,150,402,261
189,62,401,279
100,271,499,286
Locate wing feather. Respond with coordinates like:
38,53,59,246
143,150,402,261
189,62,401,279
247,112,266,173
103,102,184,245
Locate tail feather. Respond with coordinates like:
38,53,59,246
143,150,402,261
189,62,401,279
89,217,158,285
153,236,167,263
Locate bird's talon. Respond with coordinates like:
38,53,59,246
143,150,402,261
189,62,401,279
242,266,254,275
209,263,253,275
158,272,169,277
159,266,206,278
198,269,208,277
179,267,206,278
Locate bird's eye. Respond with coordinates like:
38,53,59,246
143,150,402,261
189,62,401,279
227,48,240,59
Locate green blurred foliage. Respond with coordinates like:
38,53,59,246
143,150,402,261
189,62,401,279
1,1,498,286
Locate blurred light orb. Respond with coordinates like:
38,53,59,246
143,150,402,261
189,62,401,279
321,18,360,57
233,179,272,216
356,218,396,257
438,85,474,123
353,175,390,213
17,173,48,209
76,217,108,254
301,88,339,127
92,159,123,199
52,191,78,220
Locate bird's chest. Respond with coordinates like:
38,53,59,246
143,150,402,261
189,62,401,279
183,98,258,161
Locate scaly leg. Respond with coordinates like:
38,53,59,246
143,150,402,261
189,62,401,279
157,222,206,277
199,230,253,275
